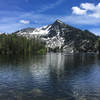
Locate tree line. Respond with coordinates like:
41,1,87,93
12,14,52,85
0,33,47,55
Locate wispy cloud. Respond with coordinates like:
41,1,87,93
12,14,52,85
19,20,30,24
0,23,25,33
61,15,100,25
0,8,100,35
89,28,100,35
0,11,59,33
37,0,64,13
25,0,29,3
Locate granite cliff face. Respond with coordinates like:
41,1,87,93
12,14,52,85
15,20,98,53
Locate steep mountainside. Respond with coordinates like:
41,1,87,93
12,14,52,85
14,20,98,53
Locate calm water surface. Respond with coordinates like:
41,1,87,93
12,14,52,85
0,53,100,100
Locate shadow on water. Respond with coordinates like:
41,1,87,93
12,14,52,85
0,53,100,100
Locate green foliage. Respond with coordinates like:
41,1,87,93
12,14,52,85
97,38,100,53
0,33,46,55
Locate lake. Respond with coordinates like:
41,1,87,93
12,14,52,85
0,53,100,100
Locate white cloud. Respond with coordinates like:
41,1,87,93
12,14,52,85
72,2,100,18
72,6,87,15
19,20,30,24
81,3,95,10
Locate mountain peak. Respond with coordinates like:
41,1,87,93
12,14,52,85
56,19,63,23
53,19,64,25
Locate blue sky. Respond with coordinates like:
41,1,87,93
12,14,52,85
0,0,100,35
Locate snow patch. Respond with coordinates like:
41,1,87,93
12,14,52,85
17,25,51,36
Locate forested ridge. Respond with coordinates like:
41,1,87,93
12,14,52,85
0,33,46,55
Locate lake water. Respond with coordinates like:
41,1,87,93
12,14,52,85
0,53,100,100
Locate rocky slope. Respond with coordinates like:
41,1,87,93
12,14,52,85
14,20,98,53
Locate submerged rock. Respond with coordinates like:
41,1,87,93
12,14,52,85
29,88,43,96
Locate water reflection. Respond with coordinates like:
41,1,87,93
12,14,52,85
30,53,65,85
0,54,100,100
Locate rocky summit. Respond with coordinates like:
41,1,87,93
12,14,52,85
14,20,98,53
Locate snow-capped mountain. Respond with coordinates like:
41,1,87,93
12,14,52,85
15,20,98,53
16,20,67,37
15,25,51,38
15,20,66,49
16,25,51,36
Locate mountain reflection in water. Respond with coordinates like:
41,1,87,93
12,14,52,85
0,53,100,100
